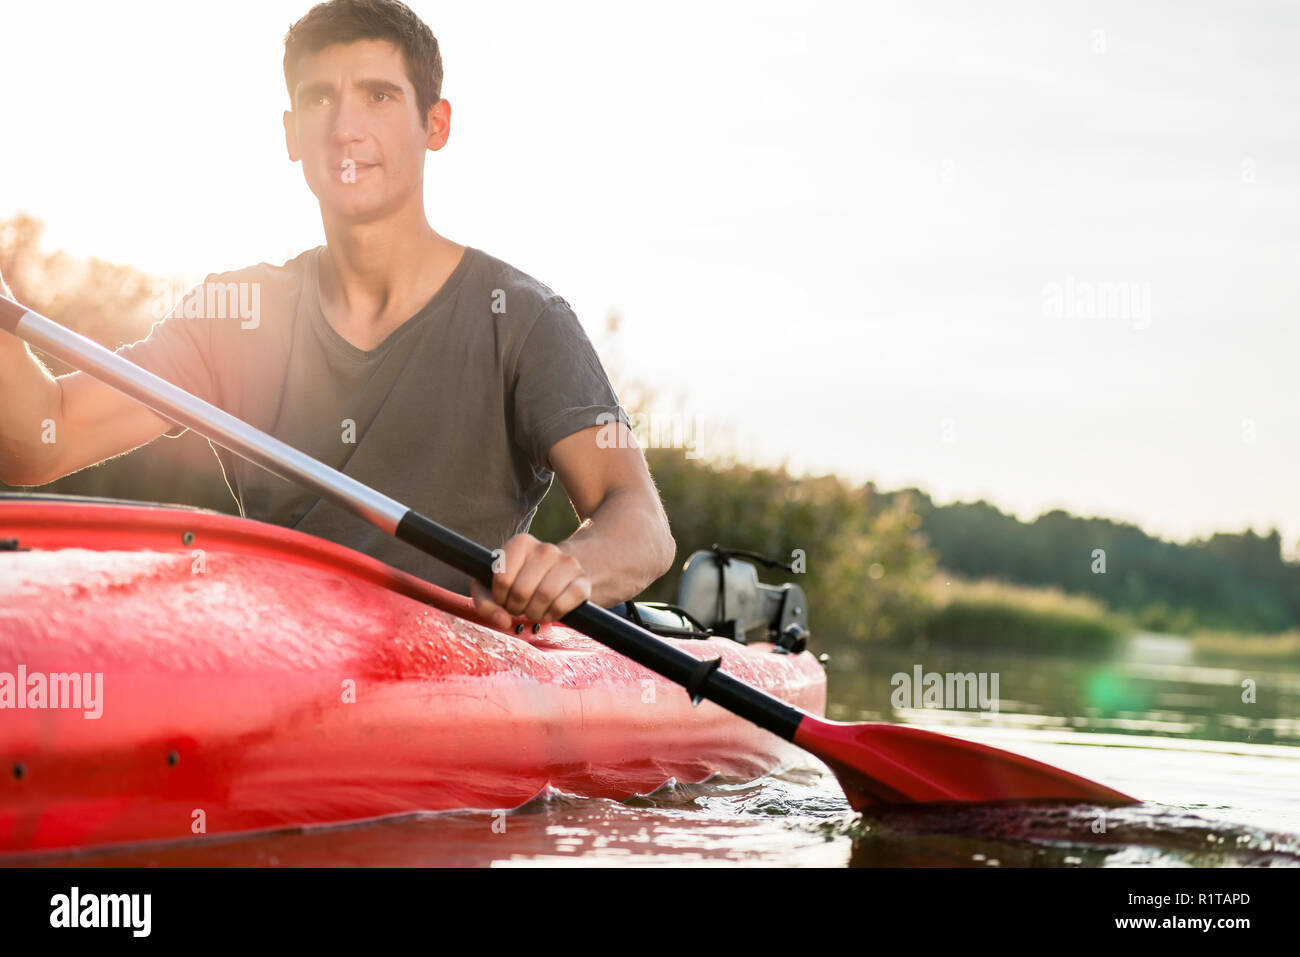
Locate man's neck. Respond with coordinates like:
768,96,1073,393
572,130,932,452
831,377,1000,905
318,205,465,349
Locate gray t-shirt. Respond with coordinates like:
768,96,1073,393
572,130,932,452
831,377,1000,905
117,245,631,595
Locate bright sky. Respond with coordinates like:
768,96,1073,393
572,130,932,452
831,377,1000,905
2,0,1297,552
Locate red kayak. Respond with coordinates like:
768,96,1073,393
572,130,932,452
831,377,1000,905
0,497,826,857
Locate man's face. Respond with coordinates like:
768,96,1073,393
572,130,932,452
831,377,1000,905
283,39,448,222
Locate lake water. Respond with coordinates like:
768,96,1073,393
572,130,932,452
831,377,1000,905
28,633,1300,868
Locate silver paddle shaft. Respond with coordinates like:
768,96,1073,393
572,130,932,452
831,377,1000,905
0,297,406,532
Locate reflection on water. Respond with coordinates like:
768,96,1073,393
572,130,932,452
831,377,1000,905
17,633,1300,867
23,773,851,868
828,634,1300,746
846,800,1300,867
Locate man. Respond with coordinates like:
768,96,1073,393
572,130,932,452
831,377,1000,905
0,0,674,631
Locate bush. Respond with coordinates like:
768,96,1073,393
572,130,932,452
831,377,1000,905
920,577,1123,653
802,493,937,647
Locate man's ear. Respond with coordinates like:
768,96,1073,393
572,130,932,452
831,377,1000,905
283,110,300,162
426,99,450,152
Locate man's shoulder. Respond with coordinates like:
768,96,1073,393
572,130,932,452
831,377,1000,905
467,248,572,324
169,248,319,332
195,247,318,295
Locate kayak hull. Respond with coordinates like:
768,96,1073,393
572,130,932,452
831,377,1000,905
0,499,826,856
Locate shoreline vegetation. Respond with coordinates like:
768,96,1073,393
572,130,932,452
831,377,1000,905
3,213,1296,662
1190,629,1300,662
921,577,1122,654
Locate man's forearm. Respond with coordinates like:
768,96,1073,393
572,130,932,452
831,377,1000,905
558,488,676,608
0,329,63,486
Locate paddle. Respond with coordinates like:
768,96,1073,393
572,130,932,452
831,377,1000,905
0,294,1136,808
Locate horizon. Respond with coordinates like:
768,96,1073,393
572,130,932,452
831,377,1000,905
2,0,1295,556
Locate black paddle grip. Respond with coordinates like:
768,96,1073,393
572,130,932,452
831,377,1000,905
394,508,806,741
563,601,805,740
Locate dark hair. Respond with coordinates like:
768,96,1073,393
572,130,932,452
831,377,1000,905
283,0,443,127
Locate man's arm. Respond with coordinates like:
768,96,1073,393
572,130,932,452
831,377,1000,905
0,283,172,486
549,420,676,606
470,420,675,629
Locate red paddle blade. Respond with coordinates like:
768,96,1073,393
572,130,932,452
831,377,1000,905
794,715,1137,808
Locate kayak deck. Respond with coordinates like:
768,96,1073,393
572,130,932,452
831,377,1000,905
0,500,826,856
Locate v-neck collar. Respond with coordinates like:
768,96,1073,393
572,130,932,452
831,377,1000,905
308,244,476,360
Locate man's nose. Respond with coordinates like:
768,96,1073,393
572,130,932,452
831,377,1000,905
331,92,367,143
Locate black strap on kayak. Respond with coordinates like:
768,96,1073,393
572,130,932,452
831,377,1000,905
708,544,799,641
607,601,714,639
712,545,730,629
607,599,644,629
710,543,798,574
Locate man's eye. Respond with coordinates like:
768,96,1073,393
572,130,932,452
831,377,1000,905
373,92,390,102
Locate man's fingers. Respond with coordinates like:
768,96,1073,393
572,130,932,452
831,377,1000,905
470,580,512,630
542,575,592,623
530,549,592,622
503,542,561,615
521,557,582,622
491,535,535,607
480,537,591,628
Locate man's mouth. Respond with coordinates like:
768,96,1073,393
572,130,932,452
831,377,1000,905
336,160,377,183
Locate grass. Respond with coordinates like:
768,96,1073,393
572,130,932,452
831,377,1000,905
919,575,1125,653
1190,629,1300,662
918,576,1300,662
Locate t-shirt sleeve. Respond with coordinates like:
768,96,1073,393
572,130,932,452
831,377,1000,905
115,283,220,437
511,298,632,471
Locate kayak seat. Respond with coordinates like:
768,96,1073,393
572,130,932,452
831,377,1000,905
617,546,810,653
